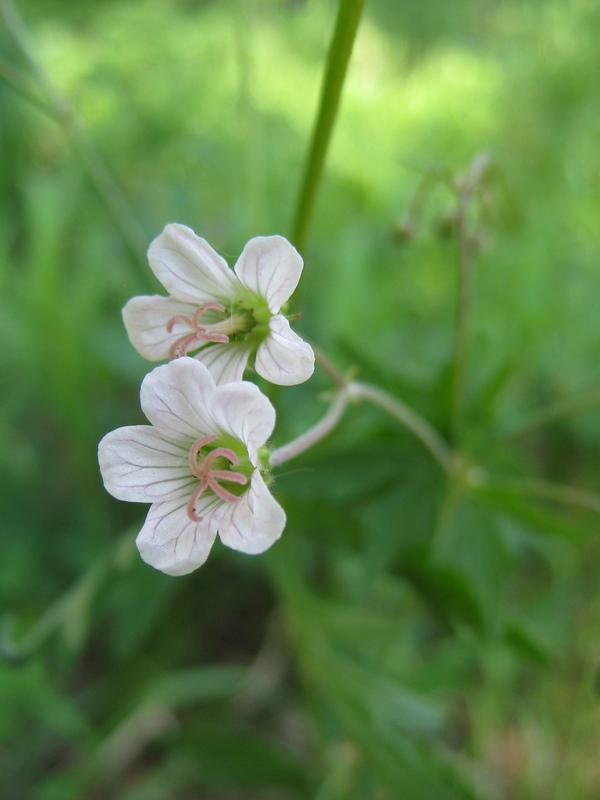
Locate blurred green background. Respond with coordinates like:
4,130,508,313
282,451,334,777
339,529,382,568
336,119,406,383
2,0,600,797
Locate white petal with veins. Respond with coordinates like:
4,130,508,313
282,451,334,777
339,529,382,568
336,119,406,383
141,358,218,442
219,471,286,554
122,295,205,361
99,426,193,502
234,235,304,313
255,315,314,386
194,342,251,385
136,493,223,576
211,382,276,464
148,223,238,304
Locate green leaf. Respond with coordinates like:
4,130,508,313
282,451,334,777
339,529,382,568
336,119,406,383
428,495,514,635
474,481,594,541
145,665,247,708
310,640,478,800
360,455,445,584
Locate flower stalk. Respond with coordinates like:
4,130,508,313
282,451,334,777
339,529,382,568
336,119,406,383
450,153,491,442
348,381,456,475
270,389,348,467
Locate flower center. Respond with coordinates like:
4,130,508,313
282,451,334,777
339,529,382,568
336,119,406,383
186,434,248,522
167,302,247,359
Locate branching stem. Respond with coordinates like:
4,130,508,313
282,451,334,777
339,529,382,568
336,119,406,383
270,389,348,467
349,381,456,475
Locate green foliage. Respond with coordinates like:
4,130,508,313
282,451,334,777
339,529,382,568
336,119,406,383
2,0,600,797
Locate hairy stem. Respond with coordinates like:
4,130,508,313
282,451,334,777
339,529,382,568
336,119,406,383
270,389,348,467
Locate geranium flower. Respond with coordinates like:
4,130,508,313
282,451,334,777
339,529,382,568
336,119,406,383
123,224,314,385
98,357,286,575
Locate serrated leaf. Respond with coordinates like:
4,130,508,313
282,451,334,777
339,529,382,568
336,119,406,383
429,495,514,635
359,456,445,583
146,665,247,707
474,482,594,541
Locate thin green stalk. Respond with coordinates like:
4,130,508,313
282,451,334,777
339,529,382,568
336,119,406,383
449,153,490,442
312,342,351,387
349,380,456,475
1,531,136,662
0,55,51,112
312,347,455,475
270,388,348,467
479,475,600,515
503,388,600,441
0,0,148,271
290,0,366,251
451,183,472,439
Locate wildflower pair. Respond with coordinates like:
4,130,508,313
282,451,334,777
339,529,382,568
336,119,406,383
98,224,314,575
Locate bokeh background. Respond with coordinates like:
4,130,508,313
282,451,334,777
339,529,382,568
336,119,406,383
2,0,600,797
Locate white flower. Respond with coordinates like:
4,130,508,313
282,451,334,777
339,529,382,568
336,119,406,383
98,357,286,575
123,224,315,385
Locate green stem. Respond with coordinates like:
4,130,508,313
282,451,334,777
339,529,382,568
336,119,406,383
312,343,351,387
0,55,51,112
449,153,490,442
349,380,456,475
0,0,148,271
290,0,366,251
270,388,348,467
451,184,472,439
503,388,600,440
0,530,136,662
312,347,455,475
478,475,600,515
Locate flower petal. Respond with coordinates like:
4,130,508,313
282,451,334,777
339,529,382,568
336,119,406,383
122,295,203,361
140,358,218,442
148,223,239,304
254,315,315,386
210,381,276,464
234,235,303,313
99,425,194,502
136,494,223,576
194,342,252,384
218,471,285,554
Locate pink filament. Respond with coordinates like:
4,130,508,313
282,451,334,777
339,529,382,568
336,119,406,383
167,301,230,359
186,434,248,522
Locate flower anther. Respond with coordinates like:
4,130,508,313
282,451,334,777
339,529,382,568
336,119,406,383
186,434,248,520
167,302,231,359
122,224,314,385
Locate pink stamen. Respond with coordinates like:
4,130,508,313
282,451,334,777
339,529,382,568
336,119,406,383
167,314,194,333
203,446,239,469
187,435,249,521
187,479,209,522
167,301,230,359
188,434,218,477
